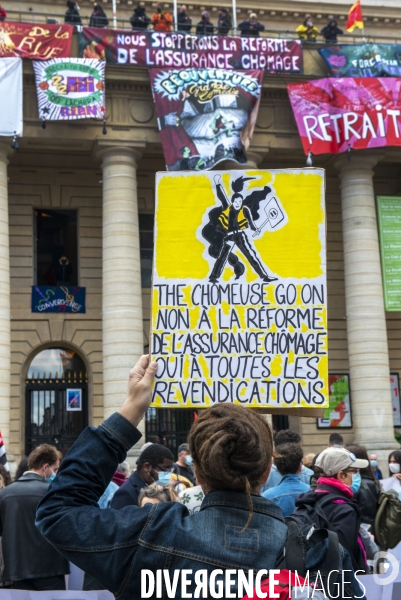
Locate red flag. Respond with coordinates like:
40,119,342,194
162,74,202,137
346,0,364,32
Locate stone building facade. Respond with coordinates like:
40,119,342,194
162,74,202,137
1,0,401,472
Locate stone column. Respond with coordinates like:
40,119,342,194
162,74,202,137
335,155,396,461
98,144,145,440
0,144,11,452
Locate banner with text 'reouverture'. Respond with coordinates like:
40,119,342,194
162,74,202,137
150,169,328,409
149,68,263,171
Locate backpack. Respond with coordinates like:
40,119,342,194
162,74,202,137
374,488,401,549
278,520,366,598
241,569,326,600
288,491,366,574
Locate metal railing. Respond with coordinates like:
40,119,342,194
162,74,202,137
4,9,401,45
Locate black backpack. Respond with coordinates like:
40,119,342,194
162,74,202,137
276,520,364,599
287,492,365,574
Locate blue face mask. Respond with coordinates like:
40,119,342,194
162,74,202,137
44,471,56,484
185,455,193,467
351,472,361,493
370,460,378,468
157,471,171,486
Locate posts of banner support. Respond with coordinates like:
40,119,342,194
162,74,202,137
0,144,11,454
97,143,146,441
173,0,178,32
112,0,117,28
335,155,395,464
232,0,237,35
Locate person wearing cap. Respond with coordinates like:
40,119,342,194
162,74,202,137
238,13,265,38
293,446,369,572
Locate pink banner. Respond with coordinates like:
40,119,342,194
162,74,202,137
287,77,401,155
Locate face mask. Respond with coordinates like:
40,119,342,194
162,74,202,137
44,470,56,483
157,471,171,485
370,460,378,468
389,463,401,474
307,21,312,27
350,472,361,493
185,455,193,467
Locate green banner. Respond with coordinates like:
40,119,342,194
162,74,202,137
319,44,401,78
377,196,401,311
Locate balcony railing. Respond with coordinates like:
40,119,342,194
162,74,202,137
4,8,401,45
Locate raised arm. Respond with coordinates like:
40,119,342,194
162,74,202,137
214,174,230,209
35,356,159,594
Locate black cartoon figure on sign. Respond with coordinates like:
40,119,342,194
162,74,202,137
202,174,285,283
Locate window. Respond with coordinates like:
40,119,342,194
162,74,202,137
25,347,88,455
139,213,154,288
34,209,78,286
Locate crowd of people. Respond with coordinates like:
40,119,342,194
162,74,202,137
0,356,399,596
0,1,346,44
60,2,344,42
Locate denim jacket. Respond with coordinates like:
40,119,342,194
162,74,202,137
262,474,310,517
260,463,313,494
36,413,287,600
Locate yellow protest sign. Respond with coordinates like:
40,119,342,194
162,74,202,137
151,169,328,409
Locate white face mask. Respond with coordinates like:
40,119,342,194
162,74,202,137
389,463,400,474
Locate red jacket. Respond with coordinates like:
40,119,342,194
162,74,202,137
0,7,6,21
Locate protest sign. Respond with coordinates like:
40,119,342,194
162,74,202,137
31,286,86,313
33,58,106,120
287,77,401,155
317,374,352,428
79,28,303,74
150,68,263,171
0,58,22,136
319,43,401,78
150,169,328,409
377,196,401,311
0,21,73,60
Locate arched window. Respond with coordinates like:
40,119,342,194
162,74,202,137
25,348,88,455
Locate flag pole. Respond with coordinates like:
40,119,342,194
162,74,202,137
232,0,237,35
112,0,117,28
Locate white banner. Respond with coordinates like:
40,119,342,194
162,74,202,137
33,58,106,121
0,58,23,137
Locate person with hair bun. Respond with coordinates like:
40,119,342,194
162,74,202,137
37,355,288,599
